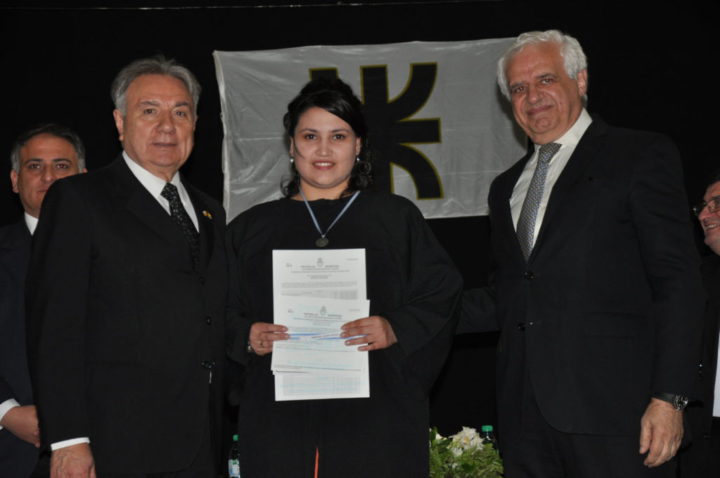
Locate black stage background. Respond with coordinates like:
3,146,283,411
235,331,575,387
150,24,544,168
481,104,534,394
1,0,716,440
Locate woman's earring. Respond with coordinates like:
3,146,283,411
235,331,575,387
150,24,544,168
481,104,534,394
355,156,360,163
290,157,294,164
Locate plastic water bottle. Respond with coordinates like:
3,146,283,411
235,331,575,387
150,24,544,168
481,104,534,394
228,434,241,478
480,424,497,448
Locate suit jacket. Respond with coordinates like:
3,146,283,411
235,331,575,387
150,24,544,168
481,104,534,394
462,118,705,442
692,255,720,432
0,220,38,477
26,157,227,474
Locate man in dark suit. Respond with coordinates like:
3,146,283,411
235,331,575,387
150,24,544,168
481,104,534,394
678,175,720,477
26,57,227,478
460,30,704,477
1,123,85,478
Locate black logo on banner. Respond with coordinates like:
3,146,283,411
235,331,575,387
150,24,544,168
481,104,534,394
310,64,442,199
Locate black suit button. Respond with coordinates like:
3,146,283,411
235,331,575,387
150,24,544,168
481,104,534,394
523,271,535,280
198,276,206,285
517,322,526,331
205,316,212,325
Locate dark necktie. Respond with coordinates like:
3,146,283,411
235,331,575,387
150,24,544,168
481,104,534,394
161,182,200,269
516,142,561,260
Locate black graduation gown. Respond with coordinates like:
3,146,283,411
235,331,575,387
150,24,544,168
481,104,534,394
226,190,462,478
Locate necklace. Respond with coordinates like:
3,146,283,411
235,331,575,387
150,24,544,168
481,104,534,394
299,189,360,248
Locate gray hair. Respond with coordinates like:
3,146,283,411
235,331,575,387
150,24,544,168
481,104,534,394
10,123,86,172
111,55,201,116
497,29,588,100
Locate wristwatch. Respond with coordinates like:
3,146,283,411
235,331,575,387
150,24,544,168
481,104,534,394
652,392,689,411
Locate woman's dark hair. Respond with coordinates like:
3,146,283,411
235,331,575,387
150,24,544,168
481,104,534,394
281,77,372,198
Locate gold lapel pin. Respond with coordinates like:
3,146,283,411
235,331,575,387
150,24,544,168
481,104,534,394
202,210,213,220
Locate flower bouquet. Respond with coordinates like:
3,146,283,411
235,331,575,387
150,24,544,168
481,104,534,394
429,426,503,477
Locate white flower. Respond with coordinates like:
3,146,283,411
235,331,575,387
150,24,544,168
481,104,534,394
450,426,484,452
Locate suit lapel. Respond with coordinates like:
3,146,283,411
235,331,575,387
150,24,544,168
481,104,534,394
531,119,608,258
0,220,32,279
108,158,190,254
108,157,214,271
496,149,533,262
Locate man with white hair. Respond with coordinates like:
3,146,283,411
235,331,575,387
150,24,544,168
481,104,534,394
460,30,704,476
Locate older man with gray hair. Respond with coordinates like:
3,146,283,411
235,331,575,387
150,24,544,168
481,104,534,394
27,56,227,478
460,30,704,477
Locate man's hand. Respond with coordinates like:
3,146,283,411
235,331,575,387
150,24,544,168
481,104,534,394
341,316,397,351
51,443,96,478
248,322,289,356
0,405,40,447
639,398,683,467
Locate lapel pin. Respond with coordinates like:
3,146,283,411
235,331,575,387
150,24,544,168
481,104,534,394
202,210,213,220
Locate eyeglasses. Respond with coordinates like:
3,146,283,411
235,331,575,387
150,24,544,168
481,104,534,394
692,196,720,216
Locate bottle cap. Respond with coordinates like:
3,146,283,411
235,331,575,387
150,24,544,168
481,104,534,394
481,425,493,432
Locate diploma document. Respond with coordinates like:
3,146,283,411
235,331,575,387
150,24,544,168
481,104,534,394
272,249,370,401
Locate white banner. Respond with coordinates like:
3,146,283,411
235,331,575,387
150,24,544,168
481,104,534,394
214,39,526,221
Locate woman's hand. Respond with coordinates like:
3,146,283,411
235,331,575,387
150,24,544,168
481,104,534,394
341,316,397,351
249,322,289,356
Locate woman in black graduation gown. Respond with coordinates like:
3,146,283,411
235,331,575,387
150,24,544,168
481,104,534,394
226,78,462,477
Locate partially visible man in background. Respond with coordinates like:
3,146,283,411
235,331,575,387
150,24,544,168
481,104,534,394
0,123,86,477
679,174,720,477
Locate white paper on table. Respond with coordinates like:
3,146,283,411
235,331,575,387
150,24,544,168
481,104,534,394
271,297,369,374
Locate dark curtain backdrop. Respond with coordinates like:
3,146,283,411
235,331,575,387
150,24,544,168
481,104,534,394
1,1,715,439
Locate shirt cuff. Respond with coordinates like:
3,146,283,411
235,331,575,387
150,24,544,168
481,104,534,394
51,437,91,450
0,398,21,430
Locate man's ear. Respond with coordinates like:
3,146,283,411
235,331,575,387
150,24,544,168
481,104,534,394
576,69,589,97
10,169,19,194
113,109,125,142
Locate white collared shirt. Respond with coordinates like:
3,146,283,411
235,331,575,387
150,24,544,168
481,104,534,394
24,213,38,235
715,351,720,416
0,399,21,430
510,109,593,243
123,152,198,231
